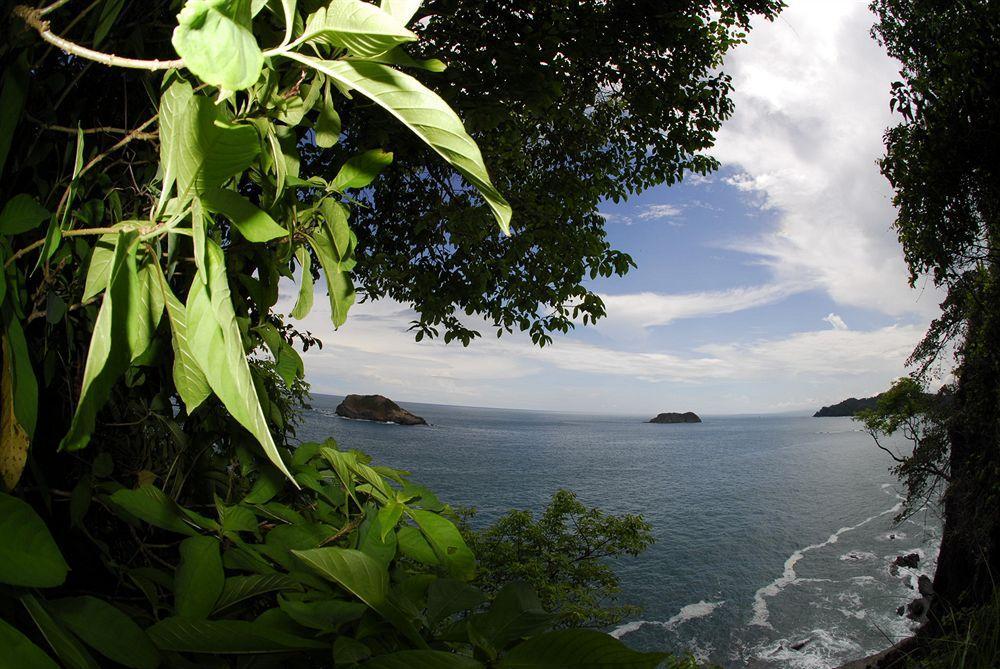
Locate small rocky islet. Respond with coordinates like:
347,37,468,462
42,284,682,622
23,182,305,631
648,411,701,424
335,394,427,426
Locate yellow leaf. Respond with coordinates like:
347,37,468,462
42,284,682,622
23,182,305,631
1,336,29,490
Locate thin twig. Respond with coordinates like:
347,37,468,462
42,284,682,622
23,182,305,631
14,5,183,70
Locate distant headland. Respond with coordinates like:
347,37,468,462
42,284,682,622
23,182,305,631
648,412,701,424
335,394,427,425
813,396,879,417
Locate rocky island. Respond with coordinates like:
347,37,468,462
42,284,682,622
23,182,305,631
648,412,701,424
335,394,427,426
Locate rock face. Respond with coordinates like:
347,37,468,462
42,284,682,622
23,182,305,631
893,553,920,569
648,412,701,424
335,395,427,426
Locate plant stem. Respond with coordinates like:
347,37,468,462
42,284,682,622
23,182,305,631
13,5,183,71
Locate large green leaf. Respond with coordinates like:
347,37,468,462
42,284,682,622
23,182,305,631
366,651,484,669
0,55,28,178
277,596,366,631
48,597,161,669
60,232,141,451
0,617,59,669
379,0,421,25
175,536,224,618
297,0,416,57
110,485,201,535
0,194,49,235
82,232,118,301
285,55,511,234
172,0,264,90
2,317,37,489
307,200,356,327
498,630,669,669
20,595,99,669
0,493,68,587
426,578,486,626
290,246,314,319
147,618,326,653
407,509,475,581
467,583,552,657
157,268,211,411
292,547,388,609
158,81,260,209
213,574,302,614
200,188,288,242
331,149,394,191
185,239,295,482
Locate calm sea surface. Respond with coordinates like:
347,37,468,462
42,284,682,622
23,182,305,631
298,395,940,669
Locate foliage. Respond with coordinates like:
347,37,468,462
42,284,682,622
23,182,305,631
0,0,741,665
462,490,654,629
870,0,1000,616
302,0,786,345
856,377,952,522
904,587,1000,669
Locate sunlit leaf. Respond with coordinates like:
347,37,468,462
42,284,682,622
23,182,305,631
200,188,288,242
298,0,416,57
331,149,393,191
172,0,264,90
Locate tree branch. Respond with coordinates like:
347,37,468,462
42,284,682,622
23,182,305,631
14,5,183,71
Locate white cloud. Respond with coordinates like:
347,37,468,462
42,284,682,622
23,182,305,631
282,295,922,413
712,0,940,318
823,313,849,330
637,204,683,222
599,282,806,329
598,211,633,226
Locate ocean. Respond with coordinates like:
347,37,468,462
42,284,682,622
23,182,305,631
297,395,941,669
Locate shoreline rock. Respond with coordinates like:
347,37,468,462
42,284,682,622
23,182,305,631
335,394,427,426
648,412,701,424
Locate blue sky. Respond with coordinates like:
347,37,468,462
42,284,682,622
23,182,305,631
281,0,941,415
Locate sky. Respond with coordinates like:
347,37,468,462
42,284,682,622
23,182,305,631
280,0,941,416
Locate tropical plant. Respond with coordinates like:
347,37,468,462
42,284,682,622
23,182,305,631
0,0,674,666
462,489,654,629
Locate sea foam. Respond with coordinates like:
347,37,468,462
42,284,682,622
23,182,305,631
610,599,725,639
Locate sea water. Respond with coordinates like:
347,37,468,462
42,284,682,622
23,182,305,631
297,395,941,669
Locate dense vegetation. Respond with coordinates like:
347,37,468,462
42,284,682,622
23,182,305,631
0,0,781,667
863,0,1000,665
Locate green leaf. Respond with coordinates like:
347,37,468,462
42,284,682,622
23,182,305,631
298,0,416,57
287,56,511,234
175,536,224,618
314,83,342,148
158,81,260,209
331,149,393,191
61,239,162,450
172,0,264,90
48,597,161,669
397,525,438,566
498,630,669,669
277,596,366,631
290,246,314,319
292,547,388,609
308,200,356,327
200,188,288,242
426,578,486,626
82,233,117,301
407,509,475,581
257,323,304,387
185,239,296,482
333,636,371,665
379,0,420,25
20,594,100,669
213,574,303,614
157,268,211,411
2,320,37,489
0,55,29,178
0,493,68,587
110,485,201,535
367,651,484,669
147,618,326,653
0,195,49,235
352,45,446,73
93,0,125,46
467,583,553,657
0,617,60,669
